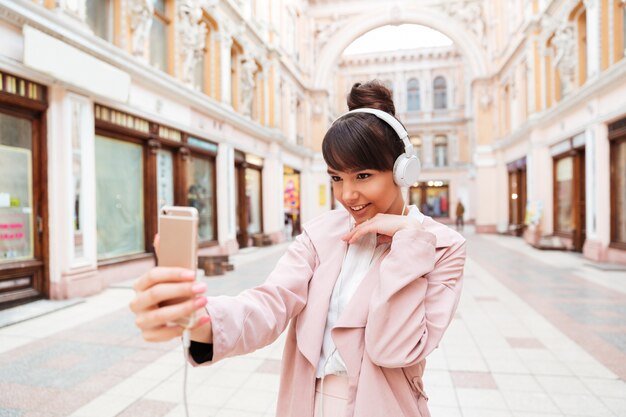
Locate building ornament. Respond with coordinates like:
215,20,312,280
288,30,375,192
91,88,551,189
552,22,577,96
178,0,208,86
240,53,257,117
130,0,153,57
439,1,487,47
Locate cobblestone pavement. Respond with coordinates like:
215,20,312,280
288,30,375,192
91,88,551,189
1,229,625,417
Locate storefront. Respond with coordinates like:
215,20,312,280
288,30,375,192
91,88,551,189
507,157,527,236
552,134,586,252
94,105,218,268
283,166,301,237
409,180,450,218
234,151,263,248
609,117,626,252
0,71,48,309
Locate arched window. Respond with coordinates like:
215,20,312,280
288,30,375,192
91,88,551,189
407,79,420,111
433,76,447,109
434,135,448,167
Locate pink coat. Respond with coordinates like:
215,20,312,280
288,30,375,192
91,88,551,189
196,209,466,417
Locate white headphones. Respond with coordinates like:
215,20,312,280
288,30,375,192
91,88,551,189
332,107,421,187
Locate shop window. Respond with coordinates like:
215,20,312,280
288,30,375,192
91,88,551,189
246,168,262,234
86,0,115,41
433,76,447,109
554,156,574,234
0,113,34,263
95,136,145,260
407,78,420,111
409,181,450,217
150,0,171,72
187,156,215,242
434,135,448,167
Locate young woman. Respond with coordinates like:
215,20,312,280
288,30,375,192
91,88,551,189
130,81,466,417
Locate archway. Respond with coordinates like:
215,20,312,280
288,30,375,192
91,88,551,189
313,5,489,90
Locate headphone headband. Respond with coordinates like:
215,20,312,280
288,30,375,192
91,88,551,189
332,108,414,156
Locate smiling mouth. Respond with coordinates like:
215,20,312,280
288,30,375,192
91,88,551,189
349,203,371,212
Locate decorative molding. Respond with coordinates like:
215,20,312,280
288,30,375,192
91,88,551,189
438,0,487,47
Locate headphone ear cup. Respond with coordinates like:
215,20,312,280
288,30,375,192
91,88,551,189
393,154,421,187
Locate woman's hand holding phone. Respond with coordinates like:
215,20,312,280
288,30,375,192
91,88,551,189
129,266,212,342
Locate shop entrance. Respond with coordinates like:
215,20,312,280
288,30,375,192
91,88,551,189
0,73,48,309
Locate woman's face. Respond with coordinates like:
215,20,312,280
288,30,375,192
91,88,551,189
328,168,405,225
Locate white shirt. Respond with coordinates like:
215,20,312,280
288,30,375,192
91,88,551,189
316,205,425,377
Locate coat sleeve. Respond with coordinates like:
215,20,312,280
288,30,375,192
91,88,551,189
364,227,466,368
190,231,318,366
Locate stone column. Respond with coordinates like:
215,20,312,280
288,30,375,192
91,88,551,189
584,0,601,79
216,142,237,251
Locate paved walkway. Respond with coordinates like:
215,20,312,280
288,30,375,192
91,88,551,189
0,230,625,417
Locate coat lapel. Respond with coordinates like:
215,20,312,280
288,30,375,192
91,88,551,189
295,210,350,368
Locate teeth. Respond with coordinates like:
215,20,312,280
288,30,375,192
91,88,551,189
351,204,368,211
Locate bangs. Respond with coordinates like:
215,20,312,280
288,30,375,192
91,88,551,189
322,113,398,172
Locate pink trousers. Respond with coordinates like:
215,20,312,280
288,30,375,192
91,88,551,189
313,375,349,417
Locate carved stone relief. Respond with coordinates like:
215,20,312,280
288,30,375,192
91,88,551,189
130,0,153,57
439,1,487,47
240,53,257,117
552,22,577,96
177,0,208,86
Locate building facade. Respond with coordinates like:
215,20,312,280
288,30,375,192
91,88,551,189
0,0,327,308
1,0,625,309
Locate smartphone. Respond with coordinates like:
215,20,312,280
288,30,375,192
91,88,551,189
158,206,200,327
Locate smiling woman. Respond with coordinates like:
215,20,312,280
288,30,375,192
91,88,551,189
130,79,466,417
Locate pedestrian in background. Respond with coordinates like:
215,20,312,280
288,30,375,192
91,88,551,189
130,80,466,417
455,200,465,232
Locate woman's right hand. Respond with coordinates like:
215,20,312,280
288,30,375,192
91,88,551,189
129,267,211,342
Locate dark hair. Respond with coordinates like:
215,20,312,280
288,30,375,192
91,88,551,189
322,80,405,173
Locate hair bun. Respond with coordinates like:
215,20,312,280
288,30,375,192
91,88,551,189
347,80,395,116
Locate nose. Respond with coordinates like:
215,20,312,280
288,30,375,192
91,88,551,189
341,181,358,203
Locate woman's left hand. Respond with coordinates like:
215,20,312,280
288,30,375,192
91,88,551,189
341,213,424,244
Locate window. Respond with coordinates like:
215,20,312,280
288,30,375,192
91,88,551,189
187,156,215,242
0,113,34,263
150,0,171,72
433,76,447,109
95,135,145,259
409,181,450,217
195,14,219,96
434,135,448,167
246,168,262,234
555,156,574,234
86,0,114,41
407,78,420,111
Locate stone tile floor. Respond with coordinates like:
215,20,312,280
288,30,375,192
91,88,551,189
0,230,625,417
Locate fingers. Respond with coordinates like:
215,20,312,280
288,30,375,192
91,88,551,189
135,296,208,331
130,281,206,313
142,324,185,342
133,267,195,293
